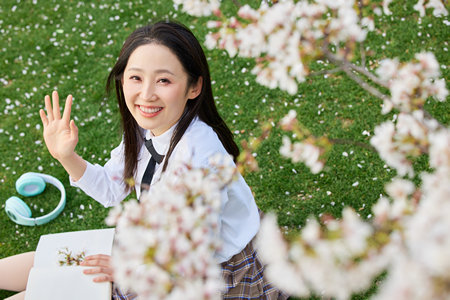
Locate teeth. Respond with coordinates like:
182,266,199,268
140,106,162,114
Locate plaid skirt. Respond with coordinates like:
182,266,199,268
112,285,136,300
221,236,289,300
111,237,288,299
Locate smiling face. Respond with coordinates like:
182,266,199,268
122,43,202,136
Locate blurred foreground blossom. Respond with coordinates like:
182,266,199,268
107,154,237,300
383,0,448,17
170,1,450,298
258,147,450,299
370,111,440,177
202,0,368,94
280,136,324,174
279,109,327,174
257,209,389,300
376,53,448,114
172,0,220,17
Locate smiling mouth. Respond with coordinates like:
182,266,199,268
138,105,163,114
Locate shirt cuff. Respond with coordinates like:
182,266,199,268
69,160,94,189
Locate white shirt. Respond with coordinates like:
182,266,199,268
71,118,260,262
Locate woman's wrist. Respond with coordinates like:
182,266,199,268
57,152,87,182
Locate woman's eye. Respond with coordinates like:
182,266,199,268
158,78,170,84
130,76,141,81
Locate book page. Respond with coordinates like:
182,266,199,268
25,267,112,300
25,228,115,300
33,228,115,268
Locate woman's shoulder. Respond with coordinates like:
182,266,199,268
181,118,225,150
186,118,216,137
175,118,228,163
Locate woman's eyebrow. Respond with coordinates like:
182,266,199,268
155,69,176,76
126,67,175,76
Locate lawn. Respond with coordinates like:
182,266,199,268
0,0,448,299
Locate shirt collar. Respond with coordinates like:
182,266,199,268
143,116,199,156
144,124,176,156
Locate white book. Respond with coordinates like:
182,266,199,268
25,228,115,300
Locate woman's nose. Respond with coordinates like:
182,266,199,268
141,81,156,101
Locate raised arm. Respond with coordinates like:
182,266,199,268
39,91,86,181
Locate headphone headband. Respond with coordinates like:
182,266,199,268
5,172,66,226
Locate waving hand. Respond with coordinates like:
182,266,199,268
39,91,78,161
39,91,86,181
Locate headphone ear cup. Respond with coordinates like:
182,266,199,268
16,173,46,197
5,196,32,221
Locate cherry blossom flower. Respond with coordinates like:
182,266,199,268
370,120,413,177
428,129,450,172
382,0,394,15
376,53,448,113
172,0,220,17
163,2,450,299
257,208,389,300
201,0,368,94
279,109,298,131
280,136,324,174
413,0,448,17
383,0,448,17
108,156,237,299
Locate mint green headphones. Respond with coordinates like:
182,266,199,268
5,173,66,226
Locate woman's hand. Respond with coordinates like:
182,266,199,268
80,254,114,282
39,91,78,161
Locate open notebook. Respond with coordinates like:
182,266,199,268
25,228,115,300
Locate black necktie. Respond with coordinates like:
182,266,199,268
141,139,165,193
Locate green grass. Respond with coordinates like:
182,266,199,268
0,0,448,299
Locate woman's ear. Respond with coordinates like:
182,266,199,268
188,77,203,100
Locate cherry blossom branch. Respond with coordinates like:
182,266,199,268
308,67,342,77
324,50,389,89
328,138,376,152
357,0,367,68
423,109,446,130
155,2,450,299
359,44,367,69
107,157,235,299
324,50,391,103
231,0,241,8
237,121,273,174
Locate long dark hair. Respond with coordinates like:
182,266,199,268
106,21,239,191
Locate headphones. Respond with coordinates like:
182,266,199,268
5,172,66,226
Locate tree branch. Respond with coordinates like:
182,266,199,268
231,0,242,8
357,0,367,68
348,62,388,89
422,109,446,130
308,67,342,77
324,50,391,103
325,51,389,89
360,44,367,69
343,66,390,103
329,138,376,152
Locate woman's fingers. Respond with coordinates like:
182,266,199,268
62,94,73,124
83,266,113,275
92,274,113,283
81,254,114,282
39,109,48,127
44,94,53,122
70,120,78,140
81,254,112,269
52,91,61,120
83,265,114,282
40,91,79,161
82,254,111,265
43,91,74,127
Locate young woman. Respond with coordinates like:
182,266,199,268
1,21,288,299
